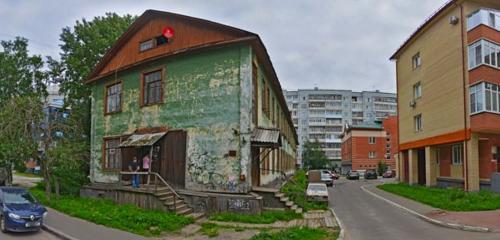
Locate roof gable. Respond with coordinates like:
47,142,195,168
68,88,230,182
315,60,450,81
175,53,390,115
86,10,256,82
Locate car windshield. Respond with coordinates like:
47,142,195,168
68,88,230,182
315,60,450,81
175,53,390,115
308,185,327,191
3,189,37,204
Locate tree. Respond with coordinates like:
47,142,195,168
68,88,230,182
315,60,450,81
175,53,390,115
0,37,47,104
40,13,135,198
302,140,329,170
0,96,44,184
377,160,388,176
0,37,48,183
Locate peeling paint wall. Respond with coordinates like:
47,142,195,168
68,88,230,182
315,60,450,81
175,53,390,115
90,44,252,193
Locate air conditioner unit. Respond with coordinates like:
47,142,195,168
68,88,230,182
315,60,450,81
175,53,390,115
409,100,416,108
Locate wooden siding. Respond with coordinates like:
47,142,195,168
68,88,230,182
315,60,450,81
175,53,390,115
98,16,243,78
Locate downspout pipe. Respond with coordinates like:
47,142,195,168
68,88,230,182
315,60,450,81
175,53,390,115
458,2,469,191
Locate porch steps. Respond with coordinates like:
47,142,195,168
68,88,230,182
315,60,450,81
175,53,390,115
152,186,195,216
274,191,303,214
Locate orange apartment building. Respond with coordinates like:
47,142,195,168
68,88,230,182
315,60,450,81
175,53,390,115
391,0,500,191
341,116,398,173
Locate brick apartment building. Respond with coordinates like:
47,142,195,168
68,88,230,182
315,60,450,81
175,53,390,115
341,116,398,173
391,0,500,191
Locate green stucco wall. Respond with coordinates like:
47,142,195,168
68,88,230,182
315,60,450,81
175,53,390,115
90,44,252,193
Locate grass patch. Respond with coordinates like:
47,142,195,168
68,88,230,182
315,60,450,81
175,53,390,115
209,210,302,224
378,183,500,211
200,223,220,238
281,170,328,211
250,227,336,240
31,188,193,236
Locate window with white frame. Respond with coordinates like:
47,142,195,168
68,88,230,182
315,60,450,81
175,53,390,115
452,144,463,165
470,82,500,114
413,82,422,100
414,114,423,132
467,8,500,31
369,137,376,144
369,151,376,159
412,52,421,69
468,39,500,70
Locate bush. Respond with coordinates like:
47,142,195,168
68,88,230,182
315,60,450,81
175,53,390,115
31,188,193,236
209,210,302,224
378,183,500,211
281,170,328,211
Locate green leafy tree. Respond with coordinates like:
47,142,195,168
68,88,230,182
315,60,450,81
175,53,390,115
302,140,329,170
0,37,47,182
41,13,135,198
377,160,388,176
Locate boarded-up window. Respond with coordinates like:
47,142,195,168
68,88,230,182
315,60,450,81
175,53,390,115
143,70,163,105
104,138,121,170
106,82,122,113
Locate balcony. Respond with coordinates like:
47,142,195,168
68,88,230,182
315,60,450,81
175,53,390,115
469,82,500,133
467,9,500,32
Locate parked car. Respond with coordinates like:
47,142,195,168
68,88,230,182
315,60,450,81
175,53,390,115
320,170,334,187
0,168,7,186
357,169,366,179
383,170,396,178
364,169,378,179
0,187,47,233
346,170,360,180
306,183,329,202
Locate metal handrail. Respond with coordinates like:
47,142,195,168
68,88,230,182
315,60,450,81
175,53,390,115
119,171,181,199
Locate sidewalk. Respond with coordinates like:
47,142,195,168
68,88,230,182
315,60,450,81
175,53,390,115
44,207,147,240
363,183,500,232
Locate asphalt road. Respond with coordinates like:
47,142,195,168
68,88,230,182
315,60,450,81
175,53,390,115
330,178,500,240
0,229,57,240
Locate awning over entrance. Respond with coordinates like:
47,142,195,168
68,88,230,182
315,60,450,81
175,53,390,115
119,132,166,147
251,127,281,148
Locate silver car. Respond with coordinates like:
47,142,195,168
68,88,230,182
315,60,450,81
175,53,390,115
306,183,329,202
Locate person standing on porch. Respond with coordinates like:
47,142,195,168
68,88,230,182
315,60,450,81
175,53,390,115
142,154,150,172
129,157,140,188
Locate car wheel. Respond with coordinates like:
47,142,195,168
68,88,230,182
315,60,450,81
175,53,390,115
0,215,7,233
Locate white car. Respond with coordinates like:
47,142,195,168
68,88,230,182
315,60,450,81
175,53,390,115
306,183,329,202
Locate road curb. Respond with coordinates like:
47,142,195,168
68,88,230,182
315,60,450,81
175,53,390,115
329,208,344,240
360,185,491,233
42,224,79,240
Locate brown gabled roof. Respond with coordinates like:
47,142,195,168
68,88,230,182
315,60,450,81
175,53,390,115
390,0,457,60
85,9,298,144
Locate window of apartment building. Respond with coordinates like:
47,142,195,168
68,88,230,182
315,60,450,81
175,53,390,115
103,138,121,170
470,82,500,114
414,114,423,132
105,82,122,114
413,82,422,100
452,144,463,165
467,9,500,31
468,39,500,70
386,154,391,160
412,52,421,69
368,137,376,144
142,70,163,105
436,148,441,165
368,151,376,159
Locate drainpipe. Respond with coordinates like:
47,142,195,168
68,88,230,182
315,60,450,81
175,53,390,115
458,2,469,191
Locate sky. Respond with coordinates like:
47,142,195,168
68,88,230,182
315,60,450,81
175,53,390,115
0,0,449,93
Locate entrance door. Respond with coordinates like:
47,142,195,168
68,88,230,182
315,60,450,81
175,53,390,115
160,130,187,189
417,148,426,185
251,147,260,186
403,151,409,183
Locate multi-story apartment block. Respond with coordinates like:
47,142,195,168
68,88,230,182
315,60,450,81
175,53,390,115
391,0,500,191
341,116,398,174
284,89,397,167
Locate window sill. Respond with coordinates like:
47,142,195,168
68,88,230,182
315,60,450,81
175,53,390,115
104,110,122,116
141,102,164,108
470,110,500,116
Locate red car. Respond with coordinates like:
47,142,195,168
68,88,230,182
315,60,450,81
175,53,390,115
383,170,396,178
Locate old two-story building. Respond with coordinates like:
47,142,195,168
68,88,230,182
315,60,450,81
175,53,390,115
341,116,398,174
82,10,298,214
391,0,500,191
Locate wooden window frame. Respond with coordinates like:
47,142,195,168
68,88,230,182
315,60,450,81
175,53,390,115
102,137,123,172
104,81,123,115
140,68,165,107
